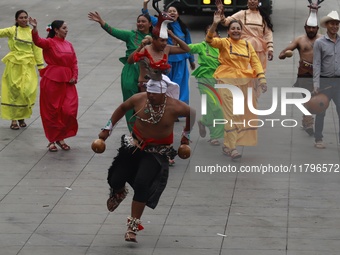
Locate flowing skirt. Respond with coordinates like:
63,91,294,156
121,63,139,132
197,78,224,139
168,59,190,104
1,61,38,120
218,81,258,149
40,77,78,142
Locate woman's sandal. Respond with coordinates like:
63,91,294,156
208,139,220,146
18,119,27,128
47,142,58,152
222,146,231,157
56,141,71,151
230,149,242,160
222,146,242,159
10,122,20,130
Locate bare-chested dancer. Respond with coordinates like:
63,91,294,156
279,8,322,136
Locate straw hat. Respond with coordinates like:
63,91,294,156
320,10,340,28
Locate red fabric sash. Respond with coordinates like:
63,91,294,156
132,125,173,150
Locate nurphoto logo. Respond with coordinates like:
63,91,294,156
201,85,312,128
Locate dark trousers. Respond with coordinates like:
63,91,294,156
314,78,340,141
107,149,162,203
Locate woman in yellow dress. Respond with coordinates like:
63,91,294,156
216,0,274,72
0,10,44,129
206,11,267,160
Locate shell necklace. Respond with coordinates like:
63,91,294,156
139,95,167,124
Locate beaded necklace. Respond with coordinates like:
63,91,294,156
138,95,167,124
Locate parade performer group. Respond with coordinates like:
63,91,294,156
0,10,44,130
4,0,340,246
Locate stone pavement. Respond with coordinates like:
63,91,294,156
1,0,340,254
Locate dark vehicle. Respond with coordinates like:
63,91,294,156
163,0,273,16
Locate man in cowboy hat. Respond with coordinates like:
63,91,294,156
313,10,340,148
278,2,322,136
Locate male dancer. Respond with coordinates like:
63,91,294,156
98,79,195,243
278,2,322,135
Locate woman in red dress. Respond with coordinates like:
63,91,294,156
29,17,78,152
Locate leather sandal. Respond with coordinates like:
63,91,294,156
230,149,242,160
125,230,138,243
125,217,144,243
208,139,220,146
10,122,19,130
222,146,231,156
18,119,27,128
47,142,58,152
56,141,70,151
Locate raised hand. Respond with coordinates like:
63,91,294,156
28,17,37,28
213,10,223,24
88,11,105,26
141,35,153,46
215,0,224,12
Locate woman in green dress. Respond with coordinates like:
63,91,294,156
88,11,152,132
189,26,224,146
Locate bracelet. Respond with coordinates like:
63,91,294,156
101,119,113,136
258,77,266,84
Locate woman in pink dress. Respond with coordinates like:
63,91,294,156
29,17,78,152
